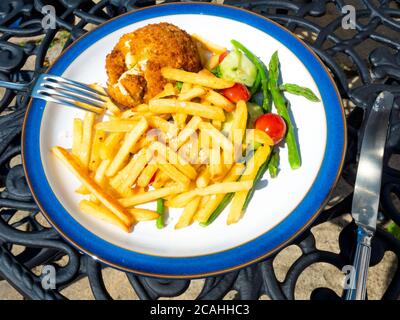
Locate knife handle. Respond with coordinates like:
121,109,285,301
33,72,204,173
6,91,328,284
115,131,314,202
345,227,372,300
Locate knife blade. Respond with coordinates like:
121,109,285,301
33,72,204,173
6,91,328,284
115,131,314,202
352,91,394,231
346,91,394,300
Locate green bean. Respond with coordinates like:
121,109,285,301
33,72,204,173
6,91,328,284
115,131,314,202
231,40,270,112
269,51,301,169
200,193,234,227
280,83,320,102
268,149,279,178
156,198,165,229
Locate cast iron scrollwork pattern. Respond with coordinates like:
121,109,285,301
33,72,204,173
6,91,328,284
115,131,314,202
0,0,399,300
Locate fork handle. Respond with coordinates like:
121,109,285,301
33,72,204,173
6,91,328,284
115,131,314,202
0,80,31,92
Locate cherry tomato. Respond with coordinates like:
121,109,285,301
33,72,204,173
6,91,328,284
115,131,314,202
218,51,229,63
255,113,287,144
221,83,251,103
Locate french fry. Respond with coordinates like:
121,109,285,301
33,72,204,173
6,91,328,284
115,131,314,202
89,129,106,171
109,158,136,190
79,200,130,232
52,146,134,229
146,115,178,138
137,163,158,187
227,192,247,225
132,104,150,113
199,122,234,162
72,118,83,158
149,141,197,180
209,146,222,178
177,138,200,165
75,185,90,195
119,149,151,191
227,145,271,224
180,83,192,94
198,69,215,77
252,129,274,146
205,90,235,112
229,100,248,141
149,99,225,121
196,181,252,195
120,108,137,119
211,120,222,131
165,190,197,208
89,83,121,115
99,132,124,160
132,135,157,154
178,86,206,101
206,54,220,71
152,170,170,189
110,149,149,189
105,100,122,116
161,67,234,89
155,157,191,186
74,100,104,114
170,116,202,150
175,196,201,229
168,181,252,208
94,159,110,187
129,208,159,221
119,185,185,207
79,112,95,167
196,163,245,223
191,33,227,54
106,117,148,177
196,166,211,188
172,113,188,130
154,83,177,99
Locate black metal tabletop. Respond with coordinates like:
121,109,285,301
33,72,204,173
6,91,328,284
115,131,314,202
0,0,400,300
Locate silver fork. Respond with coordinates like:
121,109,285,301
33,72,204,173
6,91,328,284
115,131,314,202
0,74,108,113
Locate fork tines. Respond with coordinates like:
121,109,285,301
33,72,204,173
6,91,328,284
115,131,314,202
32,74,108,113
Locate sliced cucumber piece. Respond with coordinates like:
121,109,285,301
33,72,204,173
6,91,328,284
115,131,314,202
219,49,257,87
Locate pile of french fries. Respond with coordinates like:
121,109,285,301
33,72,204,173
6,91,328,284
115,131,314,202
52,59,273,233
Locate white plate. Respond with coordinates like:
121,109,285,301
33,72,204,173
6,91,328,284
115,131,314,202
23,3,345,277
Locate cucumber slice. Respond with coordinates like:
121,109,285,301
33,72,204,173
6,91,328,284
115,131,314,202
219,49,257,87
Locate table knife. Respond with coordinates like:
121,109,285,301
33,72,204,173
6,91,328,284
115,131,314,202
346,91,394,300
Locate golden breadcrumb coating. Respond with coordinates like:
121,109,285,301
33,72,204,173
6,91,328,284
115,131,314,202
105,23,201,108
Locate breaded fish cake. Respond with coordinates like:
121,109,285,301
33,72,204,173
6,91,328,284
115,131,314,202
105,23,202,108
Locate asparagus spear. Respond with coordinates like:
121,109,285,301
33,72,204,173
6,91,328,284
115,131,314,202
280,83,320,102
156,198,165,229
269,51,301,169
268,149,279,178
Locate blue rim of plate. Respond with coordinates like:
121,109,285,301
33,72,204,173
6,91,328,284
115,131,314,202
22,3,346,278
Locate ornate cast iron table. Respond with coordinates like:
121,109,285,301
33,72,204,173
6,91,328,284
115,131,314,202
0,0,399,300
